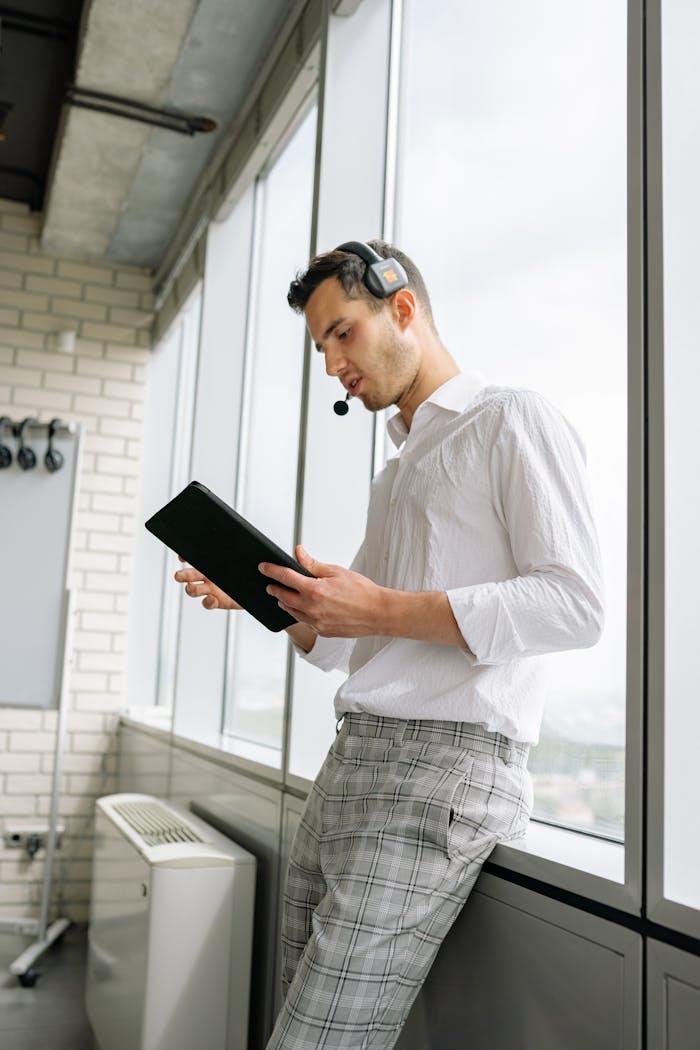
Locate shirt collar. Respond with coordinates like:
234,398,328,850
386,371,488,449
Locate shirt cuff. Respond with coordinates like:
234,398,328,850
291,632,353,673
447,584,525,666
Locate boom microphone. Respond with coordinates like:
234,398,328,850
333,393,350,416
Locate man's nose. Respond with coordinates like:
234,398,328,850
324,345,347,378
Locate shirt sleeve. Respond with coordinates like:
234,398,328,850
289,538,368,673
446,390,605,666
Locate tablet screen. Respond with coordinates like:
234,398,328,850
145,481,313,632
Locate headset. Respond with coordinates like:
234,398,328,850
331,242,409,416
0,416,12,468
45,418,64,473
16,417,37,470
335,241,408,299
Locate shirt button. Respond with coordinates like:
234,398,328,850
383,552,389,561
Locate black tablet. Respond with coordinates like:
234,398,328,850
144,480,313,632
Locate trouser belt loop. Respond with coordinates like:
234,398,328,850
393,718,407,744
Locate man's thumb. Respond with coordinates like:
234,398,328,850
296,545,329,577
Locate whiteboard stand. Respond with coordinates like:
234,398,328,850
2,588,75,986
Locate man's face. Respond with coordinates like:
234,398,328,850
304,277,417,413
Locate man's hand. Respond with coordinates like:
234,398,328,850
264,547,470,651
174,556,241,611
260,547,384,638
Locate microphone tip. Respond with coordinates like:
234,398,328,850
333,399,349,416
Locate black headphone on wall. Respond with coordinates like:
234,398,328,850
332,242,409,415
16,417,37,470
0,416,12,468
45,418,64,472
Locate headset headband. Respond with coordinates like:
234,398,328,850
335,241,408,299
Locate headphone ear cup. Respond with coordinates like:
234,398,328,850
0,444,11,468
18,446,36,470
363,267,384,298
45,449,63,473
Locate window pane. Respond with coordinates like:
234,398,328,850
125,291,200,718
224,105,317,760
171,185,256,745
396,0,627,838
662,0,700,909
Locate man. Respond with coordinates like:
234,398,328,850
175,240,604,1050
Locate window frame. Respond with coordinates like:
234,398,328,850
645,0,700,943
377,0,644,912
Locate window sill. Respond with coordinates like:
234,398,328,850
120,713,284,789
496,822,624,881
488,820,634,914
123,705,173,731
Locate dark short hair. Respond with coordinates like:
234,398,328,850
287,239,436,329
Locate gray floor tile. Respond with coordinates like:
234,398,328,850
0,923,94,1046
0,1024,95,1050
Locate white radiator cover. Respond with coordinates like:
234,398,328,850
86,793,256,1050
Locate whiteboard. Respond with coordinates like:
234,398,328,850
0,422,82,708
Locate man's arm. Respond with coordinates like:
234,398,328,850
285,621,317,653
262,546,472,652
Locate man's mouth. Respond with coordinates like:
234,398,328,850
347,377,362,396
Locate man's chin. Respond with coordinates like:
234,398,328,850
360,391,394,413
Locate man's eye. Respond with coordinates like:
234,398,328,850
339,329,350,340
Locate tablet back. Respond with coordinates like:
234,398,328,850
145,481,313,632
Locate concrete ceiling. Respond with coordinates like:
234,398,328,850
41,0,296,270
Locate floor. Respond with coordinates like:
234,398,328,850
0,923,95,1049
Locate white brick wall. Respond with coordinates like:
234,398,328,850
0,198,152,922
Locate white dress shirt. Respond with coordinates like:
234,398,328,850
299,372,604,743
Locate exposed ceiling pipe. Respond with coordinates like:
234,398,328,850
64,85,218,137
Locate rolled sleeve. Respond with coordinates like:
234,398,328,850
448,390,605,665
293,633,355,672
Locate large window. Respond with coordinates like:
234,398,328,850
126,5,700,936
395,0,628,840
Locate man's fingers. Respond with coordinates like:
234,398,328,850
259,562,313,591
175,566,204,584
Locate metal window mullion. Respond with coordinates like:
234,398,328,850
643,0,664,920
620,0,647,916
280,0,330,790
155,317,190,709
168,289,205,733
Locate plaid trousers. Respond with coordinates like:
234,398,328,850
266,713,532,1050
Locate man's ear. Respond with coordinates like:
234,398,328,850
391,287,417,330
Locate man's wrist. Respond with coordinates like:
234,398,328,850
377,587,468,649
